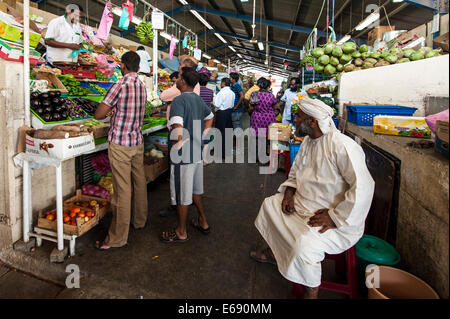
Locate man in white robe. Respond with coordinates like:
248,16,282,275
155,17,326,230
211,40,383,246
252,97,375,299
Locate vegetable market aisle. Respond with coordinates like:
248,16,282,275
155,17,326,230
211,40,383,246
0,148,344,298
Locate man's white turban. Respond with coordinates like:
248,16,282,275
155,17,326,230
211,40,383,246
299,96,336,134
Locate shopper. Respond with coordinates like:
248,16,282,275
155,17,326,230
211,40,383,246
244,79,260,112
136,46,152,76
93,51,148,251
213,78,236,159
199,73,214,110
155,71,179,115
160,68,214,243
249,78,278,162
44,4,83,66
276,78,307,124
230,73,244,130
251,97,375,298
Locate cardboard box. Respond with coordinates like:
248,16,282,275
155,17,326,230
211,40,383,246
433,32,449,52
268,123,292,142
90,124,109,139
373,116,431,138
0,38,41,64
25,130,95,160
368,26,395,46
34,70,68,93
435,120,449,158
0,11,41,47
144,155,168,182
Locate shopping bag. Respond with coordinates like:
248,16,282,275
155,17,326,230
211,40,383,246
118,7,130,30
169,34,177,60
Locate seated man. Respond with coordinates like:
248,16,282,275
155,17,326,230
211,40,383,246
251,97,375,299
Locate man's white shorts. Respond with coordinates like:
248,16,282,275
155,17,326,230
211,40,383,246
170,162,204,206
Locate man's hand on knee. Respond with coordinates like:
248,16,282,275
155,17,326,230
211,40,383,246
307,209,336,233
281,187,296,215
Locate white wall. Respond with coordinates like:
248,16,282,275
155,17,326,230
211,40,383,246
338,54,450,117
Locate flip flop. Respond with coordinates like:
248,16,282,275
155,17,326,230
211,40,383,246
159,229,190,243
191,218,211,235
94,241,128,251
250,247,277,265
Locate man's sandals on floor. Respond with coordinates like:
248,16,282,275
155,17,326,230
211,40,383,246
160,229,190,243
94,240,128,251
250,247,277,265
191,218,211,235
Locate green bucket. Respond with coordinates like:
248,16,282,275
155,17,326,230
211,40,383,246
356,235,401,295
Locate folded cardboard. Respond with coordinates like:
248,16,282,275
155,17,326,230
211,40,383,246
268,123,292,142
33,70,68,93
25,130,95,160
0,38,41,64
373,115,431,138
0,11,41,47
144,155,168,182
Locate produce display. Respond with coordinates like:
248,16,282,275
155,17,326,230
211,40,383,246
72,200,108,210
57,74,94,96
72,98,99,116
78,52,97,65
90,83,108,95
136,21,154,44
145,91,163,118
82,184,111,199
43,207,95,225
30,91,70,123
66,98,90,119
95,71,108,81
83,119,106,127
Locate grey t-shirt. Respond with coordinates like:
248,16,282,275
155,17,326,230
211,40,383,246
169,92,214,164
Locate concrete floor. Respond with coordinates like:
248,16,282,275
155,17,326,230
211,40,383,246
0,115,348,299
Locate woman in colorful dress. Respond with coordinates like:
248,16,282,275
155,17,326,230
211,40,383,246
249,78,278,162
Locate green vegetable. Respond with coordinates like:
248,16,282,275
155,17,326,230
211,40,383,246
90,84,107,95
332,46,343,58
330,56,340,66
410,51,425,61
312,48,325,59
318,55,330,65
359,44,369,53
95,72,108,81
145,100,156,118
342,42,357,54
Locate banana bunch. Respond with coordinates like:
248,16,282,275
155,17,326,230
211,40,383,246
136,22,154,44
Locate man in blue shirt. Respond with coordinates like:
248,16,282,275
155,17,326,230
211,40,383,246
276,77,307,124
229,72,244,130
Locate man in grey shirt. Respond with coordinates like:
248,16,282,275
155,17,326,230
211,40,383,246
160,67,214,243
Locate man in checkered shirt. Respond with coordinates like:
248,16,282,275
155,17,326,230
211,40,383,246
94,51,148,251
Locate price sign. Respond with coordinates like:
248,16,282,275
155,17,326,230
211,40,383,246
152,11,164,30
193,49,202,61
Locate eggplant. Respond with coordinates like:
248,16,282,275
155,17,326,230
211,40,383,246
54,105,63,113
48,91,56,98
30,92,39,99
42,113,52,122
35,107,44,115
52,113,61,121
42,99,52,108
39,93,49,100
52,97,61,106
60,111,68,120
54,91,61,98
31,99,41,109
43,106,53,114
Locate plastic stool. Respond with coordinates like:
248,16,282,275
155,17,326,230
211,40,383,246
292,246,359,299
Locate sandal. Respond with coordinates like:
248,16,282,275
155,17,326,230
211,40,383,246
250,247,277,265
159,229,189,243
94,241,128,251
191,218,211,235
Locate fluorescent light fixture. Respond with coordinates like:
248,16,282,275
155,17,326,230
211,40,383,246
228,46,236,52
213,59,221,64
203,53,211,59
237,54,243,58
178,0,189,5
190,10,213,30
160,31,179,43
264,60,268,65
355,11,380,31
258,42,264,51
215,33,228,44
337,34,351,45
241,0,249,2
392,0,403,2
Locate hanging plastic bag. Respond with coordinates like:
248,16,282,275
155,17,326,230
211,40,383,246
182,34,188,50
118,6,130,30
125,0,134,23
169,34,177,60
97,2,114,41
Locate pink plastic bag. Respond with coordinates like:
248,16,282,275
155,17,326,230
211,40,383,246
97,2,114,41
169,35,177,60
425,109,449,134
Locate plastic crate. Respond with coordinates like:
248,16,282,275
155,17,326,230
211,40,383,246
347,105,417,126
87,82,113,95
333,118,339,127
31,109,73,124
289,141,301,165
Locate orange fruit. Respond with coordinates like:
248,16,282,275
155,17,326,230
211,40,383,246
46,214,55,221
78,212,86,218
70,212,76,218
84,216,90,222
71,207,80,214
63,216,70,223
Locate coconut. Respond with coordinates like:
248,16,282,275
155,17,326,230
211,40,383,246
340,54,352,64
354,67,362,71
404,49,415,59
324,64,337,75
314,63,325,73
359,44,369,53
380,51,389,59
365,58,378,65
332,46,343,58
363,62,374,69
318,55,330,65
410,52,425,61
398,58,410,63
344,64,356,72
369,52,381,59
342,42,357,54
375,60,391,67
386,54,398,64
329,56,339,66
361,52,370,60
336,64,344,72
352,51,362,59
419,47,433,55
312,48,325,59
425,50,440,59
324,43,335,55
354,58,363,66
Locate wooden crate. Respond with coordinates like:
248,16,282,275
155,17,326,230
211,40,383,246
64,189,111,219
37,205,99,236
368,26,395,45
144,155,168,182
90,124,110,139
433,32,449,52
34,70,68,93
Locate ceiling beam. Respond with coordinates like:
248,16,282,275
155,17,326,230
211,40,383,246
215,44,300,63
231,0,261,57
284,0,303,62
322,0,352,32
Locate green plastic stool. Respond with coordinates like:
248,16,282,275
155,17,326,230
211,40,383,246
356,235,401,295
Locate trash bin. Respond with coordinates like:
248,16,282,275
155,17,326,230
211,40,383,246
356,235,401,295
366,266,440,299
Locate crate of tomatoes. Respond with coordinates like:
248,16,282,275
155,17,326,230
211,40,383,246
64,189,110,219
38,204,99,236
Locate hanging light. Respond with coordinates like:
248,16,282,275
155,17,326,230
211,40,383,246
203,53,211,59
228,46,236,52
355,10,380,31
258,42,264,51
160,32,179,43
213,59,221,64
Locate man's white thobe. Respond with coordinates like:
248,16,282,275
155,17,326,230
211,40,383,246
255,128,375,287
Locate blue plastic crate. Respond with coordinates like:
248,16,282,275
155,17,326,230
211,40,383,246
333,118,338,127
289,141,301,166
89,81,114,94
347,105,417,126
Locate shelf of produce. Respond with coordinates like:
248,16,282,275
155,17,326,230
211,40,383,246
82,124,167,155
31,112,109,129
